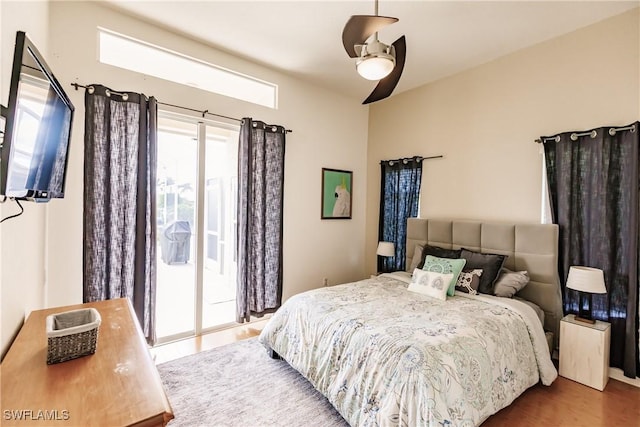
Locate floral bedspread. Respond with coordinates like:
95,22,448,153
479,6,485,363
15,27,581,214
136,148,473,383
259,273,557,427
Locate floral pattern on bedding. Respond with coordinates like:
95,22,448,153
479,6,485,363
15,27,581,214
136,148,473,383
259,275,556,427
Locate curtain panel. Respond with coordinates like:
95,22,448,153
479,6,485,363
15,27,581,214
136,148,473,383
378,157,423,273
236,118,286,323
83,84,158,344
543,121,639,378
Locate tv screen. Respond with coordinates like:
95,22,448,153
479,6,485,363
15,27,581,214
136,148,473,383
0,31,74,201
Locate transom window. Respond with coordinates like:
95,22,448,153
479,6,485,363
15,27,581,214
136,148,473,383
98,28,278,109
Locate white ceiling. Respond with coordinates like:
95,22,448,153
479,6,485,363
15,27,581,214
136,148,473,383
103,1,639,102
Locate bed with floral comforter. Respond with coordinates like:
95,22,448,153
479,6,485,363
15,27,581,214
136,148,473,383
259,272,557,427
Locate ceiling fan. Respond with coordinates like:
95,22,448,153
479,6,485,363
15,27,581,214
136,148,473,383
342,0,406,104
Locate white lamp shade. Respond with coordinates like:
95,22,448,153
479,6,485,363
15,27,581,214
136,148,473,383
357,56,394,80
376,241,395,257
566,266,606,294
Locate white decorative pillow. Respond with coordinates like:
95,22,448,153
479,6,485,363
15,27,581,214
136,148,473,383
408,269,453,301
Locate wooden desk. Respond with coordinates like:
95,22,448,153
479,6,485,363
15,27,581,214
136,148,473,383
1,298,173,426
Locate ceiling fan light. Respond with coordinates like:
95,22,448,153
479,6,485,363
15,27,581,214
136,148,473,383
356,55,395,80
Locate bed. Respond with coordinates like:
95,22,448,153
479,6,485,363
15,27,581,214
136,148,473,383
259,218,563,426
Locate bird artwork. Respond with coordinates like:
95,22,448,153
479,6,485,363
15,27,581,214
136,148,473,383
321,168,352,220
332,179,351,217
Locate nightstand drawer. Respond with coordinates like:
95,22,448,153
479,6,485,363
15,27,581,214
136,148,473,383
559,314,610,391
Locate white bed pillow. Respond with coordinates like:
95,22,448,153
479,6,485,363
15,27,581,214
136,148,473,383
408,269,452,301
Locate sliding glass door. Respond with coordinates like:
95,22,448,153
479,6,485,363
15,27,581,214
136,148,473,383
155,114,239,343
202,124,238,329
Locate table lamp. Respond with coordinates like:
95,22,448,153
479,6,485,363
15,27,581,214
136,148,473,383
376,241,395,273
566,266,606,324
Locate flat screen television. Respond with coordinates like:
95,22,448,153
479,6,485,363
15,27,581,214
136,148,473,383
0,31,74,201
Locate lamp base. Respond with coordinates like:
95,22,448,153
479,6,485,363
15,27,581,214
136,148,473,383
574,315,596,325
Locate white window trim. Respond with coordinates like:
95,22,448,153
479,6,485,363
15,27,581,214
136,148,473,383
98,27,278,109
541,146,552,224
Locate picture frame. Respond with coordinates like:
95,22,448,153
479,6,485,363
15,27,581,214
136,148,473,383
321,168,352,220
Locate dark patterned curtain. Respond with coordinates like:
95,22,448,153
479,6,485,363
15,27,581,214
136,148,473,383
543,121,639,378
236,118,286,323
378,156,423,273
83,84,158,344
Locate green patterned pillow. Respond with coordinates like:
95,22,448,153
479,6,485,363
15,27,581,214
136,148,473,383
422,255,467,296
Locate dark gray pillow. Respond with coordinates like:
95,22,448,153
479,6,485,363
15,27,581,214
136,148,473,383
417,245,462,269
460,248,507,294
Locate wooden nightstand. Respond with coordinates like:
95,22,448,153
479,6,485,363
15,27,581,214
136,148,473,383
559,314,611,391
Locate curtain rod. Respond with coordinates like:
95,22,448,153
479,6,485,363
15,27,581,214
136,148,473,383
70,83,293,133
380,155,443,165
535,124,636,143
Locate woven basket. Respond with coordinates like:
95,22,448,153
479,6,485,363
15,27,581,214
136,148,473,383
46,308,101,365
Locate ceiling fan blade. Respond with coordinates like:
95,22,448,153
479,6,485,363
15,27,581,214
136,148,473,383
363,35,406,104
342,15,399,58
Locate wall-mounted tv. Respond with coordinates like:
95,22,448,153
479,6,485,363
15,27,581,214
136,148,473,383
0,31,74,202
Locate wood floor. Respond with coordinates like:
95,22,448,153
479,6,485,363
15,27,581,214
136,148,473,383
150,319,267,364
483,375,640,426
152,322,640,426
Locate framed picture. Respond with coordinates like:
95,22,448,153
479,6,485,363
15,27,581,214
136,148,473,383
321,168,352,219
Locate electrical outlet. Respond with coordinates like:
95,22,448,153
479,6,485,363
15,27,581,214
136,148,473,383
322,278,328,287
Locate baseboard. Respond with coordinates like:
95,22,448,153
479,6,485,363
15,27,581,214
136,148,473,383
609,367,640,388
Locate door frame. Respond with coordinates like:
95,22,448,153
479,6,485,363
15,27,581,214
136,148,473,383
154,111,241,345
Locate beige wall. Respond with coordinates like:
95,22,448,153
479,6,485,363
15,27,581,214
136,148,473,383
0,1,50,358
365,8,640,275
44,2,369,310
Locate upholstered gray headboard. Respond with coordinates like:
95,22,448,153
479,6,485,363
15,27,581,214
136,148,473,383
406,218,563,350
